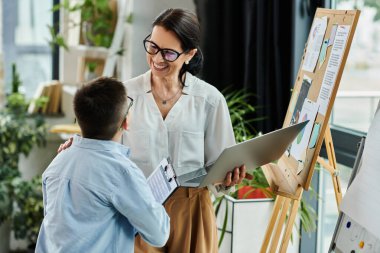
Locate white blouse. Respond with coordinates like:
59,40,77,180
123,70,235,179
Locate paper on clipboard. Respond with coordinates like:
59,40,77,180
147,158,179,204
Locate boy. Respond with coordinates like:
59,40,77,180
36,77,169,253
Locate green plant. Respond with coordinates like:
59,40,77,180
224,88,264,142
87,61,98,73
215,88,267,246
49,0,122,76
50,0,114,49
12,176,44,247
0,63,47,225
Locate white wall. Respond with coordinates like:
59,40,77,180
0,0,2,51
130,0,196,77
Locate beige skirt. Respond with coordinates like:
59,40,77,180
135,187,218,253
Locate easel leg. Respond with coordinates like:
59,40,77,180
260,196,285,253
279,189,303,253
269,198,291,252
260,188,304,253
317,125,342,210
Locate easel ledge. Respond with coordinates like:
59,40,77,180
262,126,342,209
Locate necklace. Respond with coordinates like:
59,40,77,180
151,86,183,105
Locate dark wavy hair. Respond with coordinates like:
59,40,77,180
152,8,203,85
74,77,127,140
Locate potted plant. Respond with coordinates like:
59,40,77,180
0,63,47,252
12,176,44,252
49,0,119,79
50,0,115,50
215,88,317,252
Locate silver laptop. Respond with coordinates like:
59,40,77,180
178,120,309,188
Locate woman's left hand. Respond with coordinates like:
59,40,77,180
223,165,253,187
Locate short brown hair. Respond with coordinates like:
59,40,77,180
74,77,127,140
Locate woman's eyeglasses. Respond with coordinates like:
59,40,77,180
143,34,186,62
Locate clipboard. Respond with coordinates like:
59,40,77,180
146,158,180,204
147,157,209,203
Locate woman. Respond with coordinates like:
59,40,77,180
125,8,249,253
58,8,249,253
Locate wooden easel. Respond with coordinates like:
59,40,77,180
259,8,360,253
260,126,341,253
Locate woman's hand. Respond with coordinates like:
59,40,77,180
223,165,253,188
57,137,73,153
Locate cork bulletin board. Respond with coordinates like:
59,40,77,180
262,8,360,198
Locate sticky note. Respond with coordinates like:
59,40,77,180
318,39,329,68
308,123,321,149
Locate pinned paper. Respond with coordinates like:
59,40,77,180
318,39,329,68
288,90,299,118
317,25,350,116
308,123,321,148
302,16,328,73
290,99,319,161
291,76,312,125
328,24,338,47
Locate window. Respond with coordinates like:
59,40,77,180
317,163,352,252
2,0,53,97
331,0,380,133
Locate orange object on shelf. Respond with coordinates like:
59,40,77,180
50,124,81,134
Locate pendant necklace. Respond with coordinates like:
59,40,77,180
152,86,183,105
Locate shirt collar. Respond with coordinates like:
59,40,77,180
142,70,194,95
72,134,130,157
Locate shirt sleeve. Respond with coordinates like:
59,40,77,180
111,164,170,247
42,176,47,216
204,95,236,196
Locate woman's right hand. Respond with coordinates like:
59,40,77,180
57,137,73,153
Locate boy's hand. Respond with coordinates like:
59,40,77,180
58,137,73,153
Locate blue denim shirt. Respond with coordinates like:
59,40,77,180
35,135,170,253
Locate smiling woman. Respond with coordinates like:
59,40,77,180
123,8,251,253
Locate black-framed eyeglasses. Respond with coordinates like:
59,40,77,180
143,34,186,62
126,96,134,114
120,96,134,128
